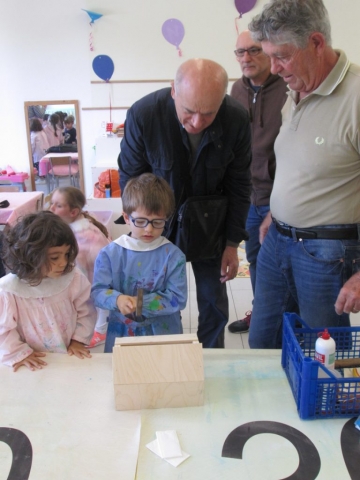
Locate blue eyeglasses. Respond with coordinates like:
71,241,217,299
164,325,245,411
129,215,166,229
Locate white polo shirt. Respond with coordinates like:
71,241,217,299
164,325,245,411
271,50,360,227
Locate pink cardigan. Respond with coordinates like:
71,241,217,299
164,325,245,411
0,268,97,367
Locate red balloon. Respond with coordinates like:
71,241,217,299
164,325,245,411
235,0,257,16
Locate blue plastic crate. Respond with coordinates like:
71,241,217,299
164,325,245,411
282,313,360,420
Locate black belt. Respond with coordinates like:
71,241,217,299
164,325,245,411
274,220,359,240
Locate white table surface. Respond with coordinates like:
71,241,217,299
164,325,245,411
0,350,358,479
0,191,43,226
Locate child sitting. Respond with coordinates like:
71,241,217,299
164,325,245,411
0,211,97,371
91,173,187,352
50,186,111,348
63,115,77,144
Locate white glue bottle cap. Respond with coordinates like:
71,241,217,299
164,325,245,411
314,329,336,370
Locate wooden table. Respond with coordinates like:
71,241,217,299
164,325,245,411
0,191,43,226
0,350,359,479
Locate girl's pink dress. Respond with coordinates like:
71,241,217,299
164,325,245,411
0,268,97,367
70,217,111,335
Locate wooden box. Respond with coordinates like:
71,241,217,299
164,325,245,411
112,334,204,410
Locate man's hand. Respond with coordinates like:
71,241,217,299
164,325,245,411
259,211,272,244
116,294,137,315
67,340,92,359
13,352,47,372
335,272,360,315
220,246,239,283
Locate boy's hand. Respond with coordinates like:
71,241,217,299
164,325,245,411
13,352,47,372
67,340,92,359
117,295,137,315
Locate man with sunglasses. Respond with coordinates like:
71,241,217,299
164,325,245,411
228,30,288,334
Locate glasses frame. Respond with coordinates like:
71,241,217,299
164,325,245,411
129,215,166,229
234,47,263,58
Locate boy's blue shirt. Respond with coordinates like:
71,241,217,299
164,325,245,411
91,235,187,328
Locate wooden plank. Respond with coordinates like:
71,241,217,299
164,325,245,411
114,381,204,410
114,333,198,346
113,343,203,385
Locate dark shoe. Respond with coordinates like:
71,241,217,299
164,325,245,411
228,311,252,333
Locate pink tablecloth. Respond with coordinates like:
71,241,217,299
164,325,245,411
0,192,43,226
39,152,78,176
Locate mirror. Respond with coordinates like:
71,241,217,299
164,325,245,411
24,100,84,194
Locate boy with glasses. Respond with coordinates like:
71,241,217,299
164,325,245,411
91,173,187,352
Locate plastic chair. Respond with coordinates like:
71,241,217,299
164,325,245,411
47,156,79,193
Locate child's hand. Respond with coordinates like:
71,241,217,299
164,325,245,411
13,352,47,372
67,340,92,359
117,295,137,315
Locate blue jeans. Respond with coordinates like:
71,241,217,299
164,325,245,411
245,204,270,294
249,222,359,349
191,256,228,348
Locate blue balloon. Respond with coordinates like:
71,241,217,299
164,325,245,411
82,9,103,25
92,55,114,82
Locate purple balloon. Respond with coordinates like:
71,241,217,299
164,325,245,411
162,19,185,48
235,0,257,16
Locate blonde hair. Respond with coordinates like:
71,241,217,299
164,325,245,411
53,187,109,237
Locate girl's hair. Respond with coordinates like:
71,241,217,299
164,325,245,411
53,187,109,237
49,113,60,137
55,111,66,128
43,114,49,121
122,173,175,218
30,118,43,132
2,211,78,286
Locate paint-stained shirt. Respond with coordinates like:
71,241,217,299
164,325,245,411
91,235,187,336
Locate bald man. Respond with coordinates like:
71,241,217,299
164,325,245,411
227,31,288,334
118,59,252,348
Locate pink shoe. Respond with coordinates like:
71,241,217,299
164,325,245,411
87,331,106,348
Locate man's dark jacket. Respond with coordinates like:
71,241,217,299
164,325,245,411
118,87,252,245
231,74,288,206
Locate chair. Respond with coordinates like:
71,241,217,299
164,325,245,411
47,156,80,193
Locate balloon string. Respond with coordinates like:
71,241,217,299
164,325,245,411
89,30,94,51
177,47,183,57
109,88,112,123
235,17,240,36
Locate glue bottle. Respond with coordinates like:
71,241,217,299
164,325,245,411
314,329,336,370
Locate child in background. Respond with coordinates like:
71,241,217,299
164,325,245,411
92,173,187,353
0,211,97,371
42,114,50,129
63,115,77,145
30,118,50,173
50,187,111,348
44,113,63,147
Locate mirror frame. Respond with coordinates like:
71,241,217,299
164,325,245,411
24,100,84,193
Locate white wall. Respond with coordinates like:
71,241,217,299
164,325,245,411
1,0,360,198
